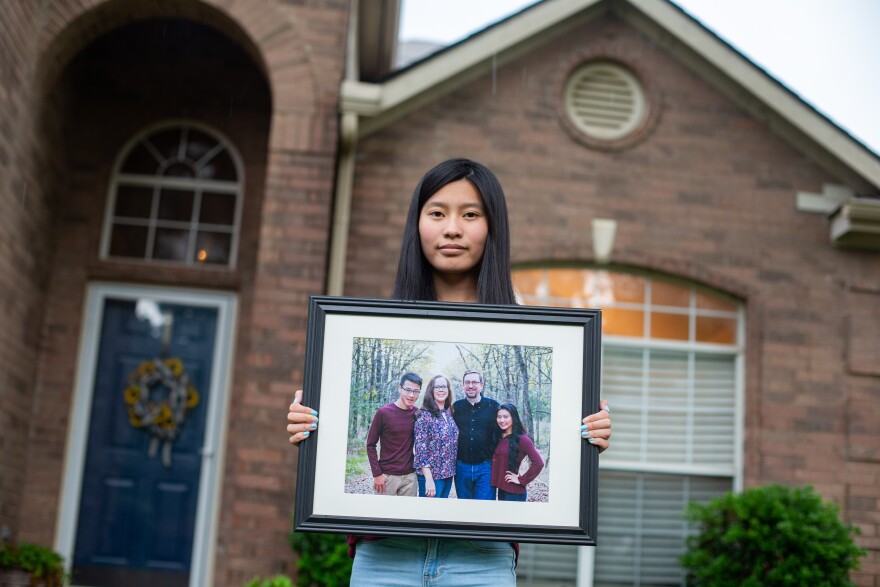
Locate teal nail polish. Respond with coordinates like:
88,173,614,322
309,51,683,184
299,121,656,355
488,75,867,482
587,437,595,443
303,431,310,437
310,423,317,429
581,431,590,437
293,397,300,404
311,410,318,416
580,424,587,431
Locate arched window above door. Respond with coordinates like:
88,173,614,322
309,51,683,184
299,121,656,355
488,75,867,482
100,122,244,268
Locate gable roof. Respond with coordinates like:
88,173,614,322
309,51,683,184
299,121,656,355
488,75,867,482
343,0,880,195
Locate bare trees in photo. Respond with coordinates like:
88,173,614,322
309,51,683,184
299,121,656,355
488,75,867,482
348,338,430,438
347,338,552,449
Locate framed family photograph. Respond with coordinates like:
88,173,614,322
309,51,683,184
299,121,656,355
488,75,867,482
293,296,601,545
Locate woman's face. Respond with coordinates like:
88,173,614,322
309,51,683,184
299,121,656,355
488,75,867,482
432,377,449,405
418,180,489,278
497,409,512,433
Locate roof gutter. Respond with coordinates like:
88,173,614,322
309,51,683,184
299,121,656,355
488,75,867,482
830,198,880,250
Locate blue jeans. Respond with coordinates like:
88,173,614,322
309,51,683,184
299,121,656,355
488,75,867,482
417,475,453,498
351,537,516,586
454,460,495,500
497,488,527,502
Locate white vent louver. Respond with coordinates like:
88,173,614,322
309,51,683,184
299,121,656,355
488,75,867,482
565,63,647,141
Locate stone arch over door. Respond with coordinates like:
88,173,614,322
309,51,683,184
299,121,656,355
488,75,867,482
33,0,320,111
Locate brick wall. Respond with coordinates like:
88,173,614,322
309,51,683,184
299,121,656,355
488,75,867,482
345,14,880,584
217,2,346,583
845,283,880,584
0,1,61,542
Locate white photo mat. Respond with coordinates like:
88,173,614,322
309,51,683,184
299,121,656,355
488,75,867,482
312,313,585,529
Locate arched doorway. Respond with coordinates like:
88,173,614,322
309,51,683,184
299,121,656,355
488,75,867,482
41,15,270,587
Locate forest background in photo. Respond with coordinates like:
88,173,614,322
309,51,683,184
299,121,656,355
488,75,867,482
344,336,554,500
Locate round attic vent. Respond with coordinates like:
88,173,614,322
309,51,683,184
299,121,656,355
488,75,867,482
564,62,647,141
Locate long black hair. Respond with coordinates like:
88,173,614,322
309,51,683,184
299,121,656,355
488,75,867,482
392,158,516,305
494,402,527,474
420,375,452,417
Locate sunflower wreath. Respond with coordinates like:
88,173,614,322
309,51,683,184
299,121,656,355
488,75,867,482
123,357,200,467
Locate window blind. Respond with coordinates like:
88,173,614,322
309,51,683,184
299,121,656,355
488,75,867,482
594,472,732,586
600,347,736,470
517,542,580,586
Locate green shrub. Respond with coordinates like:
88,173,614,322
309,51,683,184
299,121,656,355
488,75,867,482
244,574,294,587
0,541,67,586
288,532,352,587
681,484,866,586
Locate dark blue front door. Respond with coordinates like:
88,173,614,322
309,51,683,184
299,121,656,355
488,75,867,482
73,298,218,587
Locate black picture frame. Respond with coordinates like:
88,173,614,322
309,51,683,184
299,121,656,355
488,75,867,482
294,296,601,545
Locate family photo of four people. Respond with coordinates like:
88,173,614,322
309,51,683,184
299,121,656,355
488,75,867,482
366,369,545,502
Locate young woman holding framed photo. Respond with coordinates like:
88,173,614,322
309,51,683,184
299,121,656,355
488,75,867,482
287,158,611,586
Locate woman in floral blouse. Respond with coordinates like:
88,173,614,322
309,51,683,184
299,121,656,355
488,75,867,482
413,374,459,498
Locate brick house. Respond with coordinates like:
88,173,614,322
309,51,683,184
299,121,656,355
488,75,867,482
0,0,877,585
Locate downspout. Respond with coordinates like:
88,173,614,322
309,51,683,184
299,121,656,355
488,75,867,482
327,0,361,296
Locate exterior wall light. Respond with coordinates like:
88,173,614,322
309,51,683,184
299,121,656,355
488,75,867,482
592,218,617,264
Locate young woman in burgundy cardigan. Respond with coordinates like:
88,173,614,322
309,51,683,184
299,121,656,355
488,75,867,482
491,403,544,502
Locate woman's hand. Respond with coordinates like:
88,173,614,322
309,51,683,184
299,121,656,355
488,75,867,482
422,467,436,497
287,389,318,446
582,399,611,453
504,472,521,485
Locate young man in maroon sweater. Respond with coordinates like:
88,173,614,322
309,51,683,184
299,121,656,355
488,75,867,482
365,372,422,496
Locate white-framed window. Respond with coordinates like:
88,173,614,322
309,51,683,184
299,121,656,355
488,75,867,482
513,268,743,587
100,121,244,268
